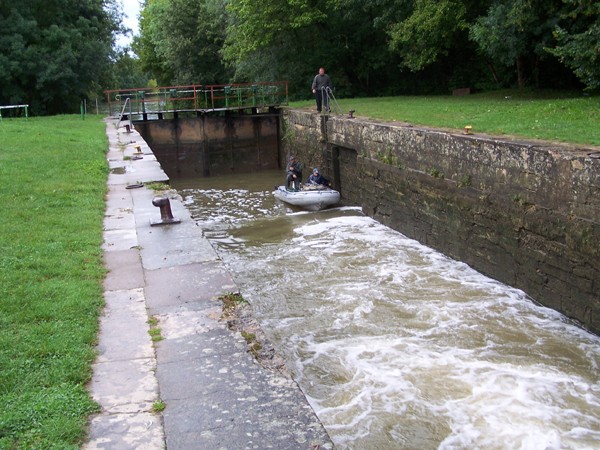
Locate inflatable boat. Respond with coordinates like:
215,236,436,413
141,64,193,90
273,185,340,211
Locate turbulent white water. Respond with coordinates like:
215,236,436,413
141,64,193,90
176,172,600,450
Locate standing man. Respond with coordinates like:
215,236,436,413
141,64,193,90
311,67,333,113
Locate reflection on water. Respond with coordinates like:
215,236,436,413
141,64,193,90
172,171,600,450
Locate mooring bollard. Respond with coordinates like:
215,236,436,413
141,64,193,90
151,197,181,226
132,144,143,160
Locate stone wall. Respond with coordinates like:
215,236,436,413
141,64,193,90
283,109,600,334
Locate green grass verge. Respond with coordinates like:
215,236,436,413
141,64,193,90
291,89,600,146
0,115,108,449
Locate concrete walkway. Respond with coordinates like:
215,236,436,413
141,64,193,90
84,120,333,449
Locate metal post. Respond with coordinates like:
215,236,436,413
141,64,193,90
106,92,112,116
129,96,133,130
140,91,146,115
151,197,181,226
224,86,231,108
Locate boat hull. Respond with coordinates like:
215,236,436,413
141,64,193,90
273,186,340,211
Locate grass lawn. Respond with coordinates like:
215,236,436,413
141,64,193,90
0,115,108,449
291,89,600,147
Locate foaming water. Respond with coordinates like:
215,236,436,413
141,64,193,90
174,171,600,450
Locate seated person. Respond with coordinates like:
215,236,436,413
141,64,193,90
307,168,331,187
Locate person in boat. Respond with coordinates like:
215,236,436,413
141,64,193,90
286,155,303,190
307,167,331,187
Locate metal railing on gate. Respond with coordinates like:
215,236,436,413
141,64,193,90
104,82,289,119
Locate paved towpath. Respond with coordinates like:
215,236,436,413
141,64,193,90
84,119,333,449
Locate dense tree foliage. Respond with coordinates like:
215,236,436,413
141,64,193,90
549,0,600,90
107,50,150,90
222,0,327,87
219,0,595,97
222,0,419,97
133,0,230,85
0,0,123,114
388,0,469,71
1,0,597,113
470,0,563,88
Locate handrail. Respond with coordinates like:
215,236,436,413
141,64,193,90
115,97,131,129
104,81,289,118
322,87,342,115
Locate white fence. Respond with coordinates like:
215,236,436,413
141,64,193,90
0,104,29,120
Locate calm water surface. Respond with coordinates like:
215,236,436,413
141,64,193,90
172,171,600,450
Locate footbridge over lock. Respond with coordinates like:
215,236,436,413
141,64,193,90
105,82,288,177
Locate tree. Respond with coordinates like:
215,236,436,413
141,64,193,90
223,0,411,98
0,0,123,114
134,0,231,85
223,0,327,65
469,0,563,88
387,0,469,71
323,0,407,96
223,0,329,95
108,50,150,90
134,0,179,85
133,0,587,97
549,0,600,90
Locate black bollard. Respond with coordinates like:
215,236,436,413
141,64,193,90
150,196,181,226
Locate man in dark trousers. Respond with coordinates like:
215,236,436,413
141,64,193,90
311,67,333,113
286,155,303,190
